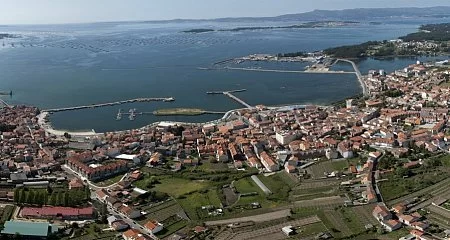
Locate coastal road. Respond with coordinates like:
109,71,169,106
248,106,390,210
336,59,368,96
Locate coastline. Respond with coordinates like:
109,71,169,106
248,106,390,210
37,57,367,136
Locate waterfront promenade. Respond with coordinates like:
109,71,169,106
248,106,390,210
222,66,354,74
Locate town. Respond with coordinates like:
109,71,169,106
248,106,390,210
0,58,450,240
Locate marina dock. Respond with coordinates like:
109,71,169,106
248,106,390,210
43,97,175,113
223,92,253,108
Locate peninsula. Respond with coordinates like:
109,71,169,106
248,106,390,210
323,23,450,58
183,21,359,33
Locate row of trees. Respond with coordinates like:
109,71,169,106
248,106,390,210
14,187,90,207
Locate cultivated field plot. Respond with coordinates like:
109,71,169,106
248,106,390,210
215,216,321,240
306,160,352,179
426,205,450,229
427,205,450,220
293,196,345,208
0,205,14,224
352,204,379,226
323,209,353,236
294,179,340,190
387,177,450,206
205,209,291,226
289,185,339,201
138,199,188,224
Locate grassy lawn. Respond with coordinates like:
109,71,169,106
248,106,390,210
379,167,450,201
234,178,260,193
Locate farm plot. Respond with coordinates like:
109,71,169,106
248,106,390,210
138,199,187,224
293,196,345,208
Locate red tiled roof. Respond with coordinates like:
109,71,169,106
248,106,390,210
21,206,94,218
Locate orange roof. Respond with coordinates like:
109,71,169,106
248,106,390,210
144,220,160,230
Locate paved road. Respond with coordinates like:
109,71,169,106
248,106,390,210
61,164,127,190
205,209,291,226
91,194,158,239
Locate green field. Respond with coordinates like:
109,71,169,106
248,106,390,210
259,173,291,201
177,189,222,220
234,178,260,194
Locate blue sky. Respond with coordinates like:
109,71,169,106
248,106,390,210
2,0,450,24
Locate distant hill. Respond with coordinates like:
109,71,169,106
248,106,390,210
137,6,450,24
273,7,450,21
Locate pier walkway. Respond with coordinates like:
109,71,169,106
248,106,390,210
43,97,174,113
336,59,368,96
223,92,252,108
0,98,11,108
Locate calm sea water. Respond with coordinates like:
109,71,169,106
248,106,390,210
0,19,446,132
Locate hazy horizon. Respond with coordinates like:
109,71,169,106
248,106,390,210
1,0,450,25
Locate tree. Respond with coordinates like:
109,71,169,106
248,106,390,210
85,187,91,200
396,167,412,177
14,188,20,204
63,132,71,139
49,193,56,206
18,190,26,205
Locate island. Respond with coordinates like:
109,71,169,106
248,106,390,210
0,33,17,39
182,28,215,33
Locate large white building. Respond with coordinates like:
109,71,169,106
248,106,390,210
275,131,297,145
